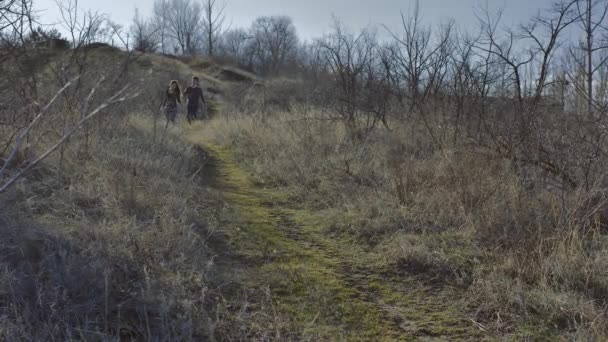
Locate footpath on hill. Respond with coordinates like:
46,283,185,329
183,124,490,341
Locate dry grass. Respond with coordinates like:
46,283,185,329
4,46,608,339
0,113,225,340
0,109,285,341
199,105,608,339
0,48,301,341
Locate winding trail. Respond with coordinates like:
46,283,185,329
184,128,491,341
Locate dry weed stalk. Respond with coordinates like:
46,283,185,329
0,78,140,193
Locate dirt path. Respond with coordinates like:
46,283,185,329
185,131,491,341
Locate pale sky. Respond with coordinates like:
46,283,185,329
34,0,556,41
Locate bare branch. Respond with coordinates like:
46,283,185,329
0,76,79,180
0,83,139,193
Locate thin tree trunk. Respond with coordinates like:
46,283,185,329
587,0,593,117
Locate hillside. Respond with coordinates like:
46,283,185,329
1,47,608,341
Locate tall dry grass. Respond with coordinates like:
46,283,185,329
0,113,221,340
0,48,303,340
200,105,608,338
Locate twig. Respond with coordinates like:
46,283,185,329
0,76,79,179
467,317,488,332
0,84,139,193
188,166,204,182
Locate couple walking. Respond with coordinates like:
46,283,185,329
161,76,206,127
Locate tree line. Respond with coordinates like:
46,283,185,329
129,0,299,75
5,0,608,194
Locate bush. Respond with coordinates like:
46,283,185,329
200,106,608,337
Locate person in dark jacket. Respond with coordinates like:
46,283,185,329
161,80,182,128
183,76,206,124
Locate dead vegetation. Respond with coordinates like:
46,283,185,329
199,104,608,338
4,0,608,339
0,1,285,340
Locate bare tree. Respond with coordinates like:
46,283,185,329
472,1,575,143
164,0,203,54
219,28,250,64
474,7,533,112
55,0,108,48
520,0,579,107
300,38,332,97
249,15,298,74
0,0,142,192
201,0,227,56
319,18,387,136
0,78,139,193
383,1,454,148
0,0,34,48
153,0,170,53
0,0,36,156
566,0,608,115
470,1,582,189
130,7,160,52
447,31,478,146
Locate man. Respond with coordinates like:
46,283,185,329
183,76,207,124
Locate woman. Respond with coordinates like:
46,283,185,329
161,80,181,128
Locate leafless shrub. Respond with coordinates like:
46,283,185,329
247,15,299,75
160,0,204,54
217,28,251,66
0,0,148,189
130,8,160,52
317,19,392,138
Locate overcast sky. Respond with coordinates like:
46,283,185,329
34,0,557,41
